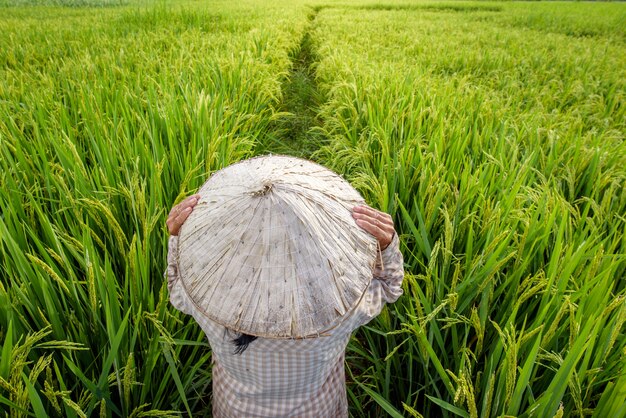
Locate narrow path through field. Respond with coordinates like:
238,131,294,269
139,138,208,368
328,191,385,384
256,7,326,159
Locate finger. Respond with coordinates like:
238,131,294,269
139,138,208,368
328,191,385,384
355,218,387,241
353,209,394,232
356,218,393,249
167,195,200,233
353,205,393,224
353,204,386,216
175,206,194,225
168,194,200,217
354,208,395,246
352,205,377,216
355,217,379,235
179,194,200,210
168,207,194,235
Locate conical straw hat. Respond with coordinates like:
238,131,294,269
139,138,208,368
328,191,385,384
177,155,377,338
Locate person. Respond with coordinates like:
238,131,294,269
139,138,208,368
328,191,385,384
165,194,404,417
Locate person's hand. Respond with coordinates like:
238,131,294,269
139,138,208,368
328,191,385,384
352,205,395,250
166,194,200,236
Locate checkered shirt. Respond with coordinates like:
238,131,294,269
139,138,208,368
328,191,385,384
166,234,404,418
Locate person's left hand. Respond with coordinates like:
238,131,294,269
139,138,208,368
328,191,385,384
352,205,395,250
166,194,200,236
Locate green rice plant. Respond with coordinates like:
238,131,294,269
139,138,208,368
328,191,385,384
1,0,625,416
313,2,625,416
0,0,308,414
0,0,126,7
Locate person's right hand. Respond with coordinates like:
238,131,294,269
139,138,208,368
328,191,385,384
352,205,395,250
166,194,200,236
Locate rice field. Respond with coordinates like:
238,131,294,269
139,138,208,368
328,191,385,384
0,0,624,416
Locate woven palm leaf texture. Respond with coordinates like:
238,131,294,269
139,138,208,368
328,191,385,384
177,155,378,338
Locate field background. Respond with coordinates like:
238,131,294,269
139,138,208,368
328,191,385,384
0,0,625,416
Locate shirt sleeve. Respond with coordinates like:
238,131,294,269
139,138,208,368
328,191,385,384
353,233,404,327
165,235,194,315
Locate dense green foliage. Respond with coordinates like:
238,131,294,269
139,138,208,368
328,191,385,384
1,0,624,416
0,1,306,414
313,3,625,416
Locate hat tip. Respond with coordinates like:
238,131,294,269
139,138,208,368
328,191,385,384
251,181,273,197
